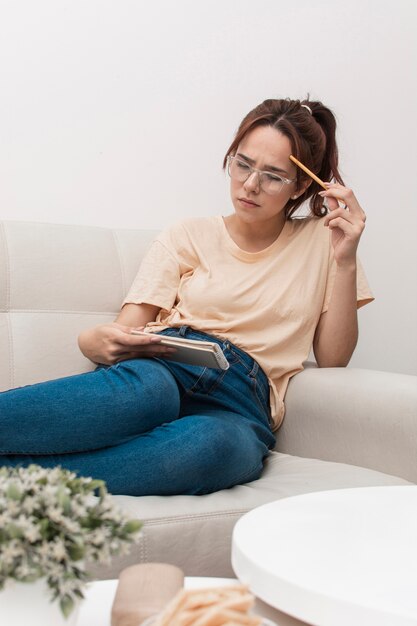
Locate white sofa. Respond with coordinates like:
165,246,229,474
1,220,416,579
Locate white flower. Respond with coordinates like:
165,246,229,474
21,496,37,514
5,500,20,516
37,541,54,560
0,540,25,565
24,524,42,543
51,539,67,562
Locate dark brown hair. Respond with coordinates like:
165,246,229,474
223,97,344,218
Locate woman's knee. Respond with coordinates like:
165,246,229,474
183,414,267,493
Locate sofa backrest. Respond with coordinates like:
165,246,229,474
0,221,158,391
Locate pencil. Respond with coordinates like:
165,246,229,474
289,155,327,190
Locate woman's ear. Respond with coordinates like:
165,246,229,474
292,179,312,200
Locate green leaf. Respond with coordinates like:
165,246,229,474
123,520,142,534
67,543,85,561
89,479,107,499
60,594,75,618
38,518,51,539
6,483,22,501
20,572,42,583
5,523,23,539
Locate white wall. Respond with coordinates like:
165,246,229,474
0,0,416,376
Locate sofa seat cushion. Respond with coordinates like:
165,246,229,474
91,452,411,579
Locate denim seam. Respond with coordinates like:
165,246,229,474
186,367,209,394
251,378,271,423
188,367,228,396
225,349,252,373
253,375,268,404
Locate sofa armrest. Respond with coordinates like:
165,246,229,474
275,367,417,483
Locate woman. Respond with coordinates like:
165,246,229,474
0,98,373,495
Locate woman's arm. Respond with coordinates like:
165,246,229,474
313,183,366,368
78,303,174,365
115,302,161,327
313,264,358,367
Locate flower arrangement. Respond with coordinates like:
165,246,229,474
0,465,142,618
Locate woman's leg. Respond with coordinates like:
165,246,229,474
0,359,180,455
3,410,268,496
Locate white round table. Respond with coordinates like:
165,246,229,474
232,486,417,626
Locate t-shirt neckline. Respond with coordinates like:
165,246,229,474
218,215,290,261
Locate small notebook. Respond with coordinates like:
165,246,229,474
131,330,230,370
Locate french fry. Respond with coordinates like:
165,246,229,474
153,585,264,626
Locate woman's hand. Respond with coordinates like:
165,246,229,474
319,183,367,267
78,322,175,365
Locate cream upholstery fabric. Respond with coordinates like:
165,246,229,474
0,220,415,578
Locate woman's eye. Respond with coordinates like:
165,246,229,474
237,161,251,170
266,173,283,183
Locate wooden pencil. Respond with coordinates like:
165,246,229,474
289,155,327,190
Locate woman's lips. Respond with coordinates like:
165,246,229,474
238,198,260,207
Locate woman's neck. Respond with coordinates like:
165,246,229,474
224,213,286,253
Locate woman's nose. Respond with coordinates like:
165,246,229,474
243,171,261,193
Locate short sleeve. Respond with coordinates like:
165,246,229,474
322,249,375,314
122,238,181,312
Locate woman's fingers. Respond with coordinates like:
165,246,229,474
320,183,367,221
116,347,177,361
323,207,355,227
327,216,355,234
114,343,176,356
114,328,163,347
108,345,177,364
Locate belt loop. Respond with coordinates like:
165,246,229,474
249,361,259,378
178,325,187,337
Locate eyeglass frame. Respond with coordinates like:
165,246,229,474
226,155,296,194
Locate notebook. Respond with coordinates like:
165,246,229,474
130,330,230,370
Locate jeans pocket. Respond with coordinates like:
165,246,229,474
188,366,228,395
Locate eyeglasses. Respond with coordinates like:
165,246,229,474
226,155,296,195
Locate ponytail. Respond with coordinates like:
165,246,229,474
308,100,344,216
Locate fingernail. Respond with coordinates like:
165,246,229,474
324,182,332,186
318,191,326,196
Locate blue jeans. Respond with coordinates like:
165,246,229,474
0,326,275,496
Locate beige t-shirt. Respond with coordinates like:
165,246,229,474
123,216,374,430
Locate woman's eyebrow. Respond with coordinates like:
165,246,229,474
237,152,290,176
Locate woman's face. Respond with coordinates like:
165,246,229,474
229,125,301,226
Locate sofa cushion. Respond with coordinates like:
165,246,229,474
89,451,411,579
0,221,158,390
